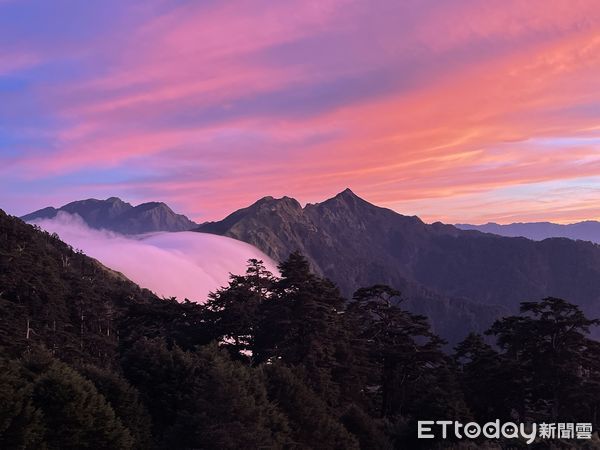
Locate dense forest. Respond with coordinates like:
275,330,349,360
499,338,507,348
2,209,600,449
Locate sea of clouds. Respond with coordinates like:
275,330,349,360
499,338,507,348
29,212,279,302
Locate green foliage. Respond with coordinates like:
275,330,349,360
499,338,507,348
28,356,133,449
263,363,360,449
78,365,153,449
121,339,291,449
0,358,45,449
203,258,275,361
454,333,524,422
3,210,600,448
119,297,209,352
486,297,600,423
0,351,133,450
341,404,392,450
0,210,159,364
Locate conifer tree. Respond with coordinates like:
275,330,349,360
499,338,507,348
78,365,153,450
203,259,274,362
263,363,359,450
348,285,470,427
255,252,348,405
0,358,45,449
488,297,600,423
454,333,524,422
21,351,133,450
121,339,291,449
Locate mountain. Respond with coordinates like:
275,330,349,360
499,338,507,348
4,205,600,447
197,189,600,342
21,197,197,234
0,207,563,449
0,210,289,448
456,220,600,243
0,207,174,362
0,208,475,448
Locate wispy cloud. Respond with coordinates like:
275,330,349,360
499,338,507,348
1,0,599,223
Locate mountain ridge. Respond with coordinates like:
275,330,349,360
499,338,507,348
196,189,600,343
20,190,600,344
22,197,197,234
456,220,600,243
198,189,506,342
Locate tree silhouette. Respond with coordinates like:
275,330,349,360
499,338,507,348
488,297,600,423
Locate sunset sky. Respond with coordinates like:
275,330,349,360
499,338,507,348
1,0,599,224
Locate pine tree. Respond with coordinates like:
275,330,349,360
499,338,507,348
121,339,291,449
255,252,348,405
203,259,274,362
454,333,524,422
78,365,153,450
263,363,359,449
488,297,600,423
0,357,45,449
20,351,133,449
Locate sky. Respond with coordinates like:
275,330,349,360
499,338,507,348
0,0,599,224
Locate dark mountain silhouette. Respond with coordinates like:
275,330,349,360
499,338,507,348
456,220,600,243
0,208,168,362
197,189,600,342
21,197,197,234
3,208,600,447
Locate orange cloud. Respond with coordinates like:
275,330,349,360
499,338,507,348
2,0,599,223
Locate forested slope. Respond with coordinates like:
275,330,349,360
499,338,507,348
2,209,600,449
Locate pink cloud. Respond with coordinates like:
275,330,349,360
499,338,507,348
3,0,600,224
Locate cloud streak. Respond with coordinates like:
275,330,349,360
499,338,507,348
0,0,599,224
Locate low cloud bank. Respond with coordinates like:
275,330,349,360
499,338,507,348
30,212,279,302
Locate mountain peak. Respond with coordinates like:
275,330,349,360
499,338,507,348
251,195,302,210
22,197,197,234
134,201,172,212
320,188,371,210
335,188,359,199
254,196,275,205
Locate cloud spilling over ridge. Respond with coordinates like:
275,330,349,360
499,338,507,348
30,212,279,302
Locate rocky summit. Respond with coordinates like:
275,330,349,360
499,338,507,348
197,189,600,343
22,197,197,234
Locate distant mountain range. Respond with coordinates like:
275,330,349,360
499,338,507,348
21,190,600,344
198,189,600,343
22,197,197,234
456,221,600,243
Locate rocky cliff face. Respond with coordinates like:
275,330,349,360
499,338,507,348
22,198,197,234
197,189,600,343
198,189,468,294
